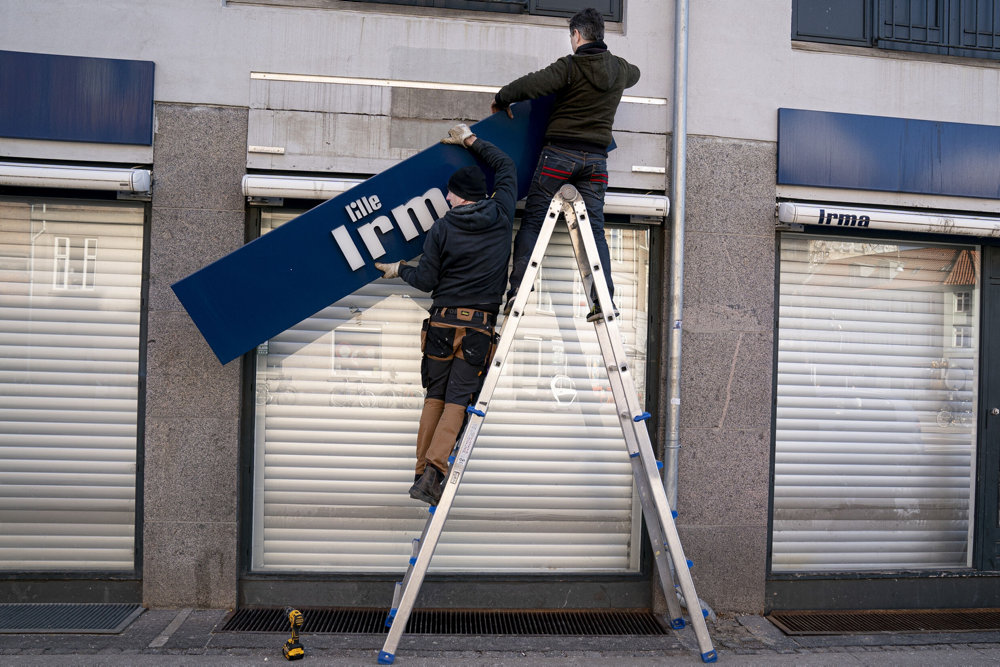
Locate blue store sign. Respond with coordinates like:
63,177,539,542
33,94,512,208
173,98,553,364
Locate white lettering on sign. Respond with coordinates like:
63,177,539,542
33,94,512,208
331,187,450,269
392,188,448,240
331,226,365,270
345,195,381,222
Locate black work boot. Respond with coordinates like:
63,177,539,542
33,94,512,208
409,466,445,505
586,301,620,323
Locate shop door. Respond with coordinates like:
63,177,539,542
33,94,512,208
977,245,1000,570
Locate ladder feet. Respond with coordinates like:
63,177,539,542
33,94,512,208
378,650,396,664
701,650,718,663
384,609,396,628
670,617,686,629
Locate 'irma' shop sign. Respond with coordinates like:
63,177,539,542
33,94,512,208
816,209,871,227
172,97,553,365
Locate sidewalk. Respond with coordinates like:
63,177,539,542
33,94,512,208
1,609,1000,665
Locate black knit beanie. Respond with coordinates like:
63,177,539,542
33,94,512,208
447,165,487,202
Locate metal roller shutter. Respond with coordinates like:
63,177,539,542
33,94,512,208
773,232,978,572
252,210,650,573
0,198,143,571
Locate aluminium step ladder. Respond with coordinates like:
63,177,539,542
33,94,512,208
378,184,717,665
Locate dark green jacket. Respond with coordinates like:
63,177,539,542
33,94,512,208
495,41,640,152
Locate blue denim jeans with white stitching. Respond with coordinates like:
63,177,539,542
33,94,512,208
507,145,614,302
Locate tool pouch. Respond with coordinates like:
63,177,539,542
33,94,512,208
424,321,463,361
461,329,493,369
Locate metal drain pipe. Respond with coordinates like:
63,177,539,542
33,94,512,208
663,0,689,508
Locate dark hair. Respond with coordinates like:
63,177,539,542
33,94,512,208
569,8,604,42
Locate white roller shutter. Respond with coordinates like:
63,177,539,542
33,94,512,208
0,198,143,571
252,210,650,573
773,233,978,572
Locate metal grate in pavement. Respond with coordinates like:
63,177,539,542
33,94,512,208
768,609,1000,635
0,603,143,634
220,607,669,636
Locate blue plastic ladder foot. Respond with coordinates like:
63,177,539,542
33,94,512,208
670,617,685,629
701,650,718,663
378,650,396,664
384,609,396,628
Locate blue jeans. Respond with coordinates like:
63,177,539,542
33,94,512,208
507,145,614,302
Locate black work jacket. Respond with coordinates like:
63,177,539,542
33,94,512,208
399,139,516,313
495,41,641,153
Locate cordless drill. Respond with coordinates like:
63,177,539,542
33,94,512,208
282,607,304,660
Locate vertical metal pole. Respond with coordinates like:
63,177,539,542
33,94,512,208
664,0,689,508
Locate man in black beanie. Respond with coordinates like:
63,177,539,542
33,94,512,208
375,124,515,505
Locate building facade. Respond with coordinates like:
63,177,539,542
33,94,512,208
1,0,998,615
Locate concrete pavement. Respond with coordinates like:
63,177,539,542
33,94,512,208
1,608,999,665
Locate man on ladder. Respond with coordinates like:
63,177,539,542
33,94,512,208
493,7,640,321
375,185,717,664
375,124,516,506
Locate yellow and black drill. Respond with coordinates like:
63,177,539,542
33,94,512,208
281,607,304,660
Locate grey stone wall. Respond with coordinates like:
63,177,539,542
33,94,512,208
673,135,777,613
143,104,248,608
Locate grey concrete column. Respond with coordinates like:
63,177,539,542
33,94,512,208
673,136,777,613
143,104,248,608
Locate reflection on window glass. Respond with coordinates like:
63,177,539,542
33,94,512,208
251,209,650,574
773,235,979,572
0,197,143,571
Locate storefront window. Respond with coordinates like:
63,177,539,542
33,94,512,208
0,197,144,571
251,209,649,573
773,234,979,572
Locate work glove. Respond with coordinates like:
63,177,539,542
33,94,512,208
441,123,474,146
374,261,405,279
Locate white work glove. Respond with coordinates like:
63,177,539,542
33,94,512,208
441,123,474,146
374,261,405,279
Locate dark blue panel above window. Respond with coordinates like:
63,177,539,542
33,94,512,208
0,50,154,146
778,108,1000,199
